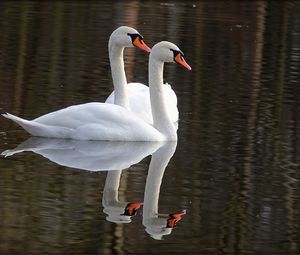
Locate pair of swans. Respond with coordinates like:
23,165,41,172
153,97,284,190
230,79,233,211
2,26,191,141
2,137,186,240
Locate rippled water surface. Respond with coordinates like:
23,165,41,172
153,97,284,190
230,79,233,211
1,1,300,254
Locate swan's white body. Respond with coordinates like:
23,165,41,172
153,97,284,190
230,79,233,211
105,83,178,124
2,103,163,141
106,26,178,123
2,41,189,141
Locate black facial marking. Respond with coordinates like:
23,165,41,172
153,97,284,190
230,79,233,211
170,49,184,63
127,33,143,45
170,49,184,57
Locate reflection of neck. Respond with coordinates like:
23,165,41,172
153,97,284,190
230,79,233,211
109,40,129,109
149,57,177,140
143,142,177,220
102,170,122,207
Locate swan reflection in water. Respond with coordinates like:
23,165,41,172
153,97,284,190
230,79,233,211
2,138,186,240
143,141,186,240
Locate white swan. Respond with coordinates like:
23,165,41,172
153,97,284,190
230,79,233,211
2,41,191,141
106,27,178,124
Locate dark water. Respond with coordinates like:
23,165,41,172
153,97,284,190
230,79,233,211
0,1,300,254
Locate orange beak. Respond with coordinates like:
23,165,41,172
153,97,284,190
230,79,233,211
175,54,192,71
127,202,144,210
122,202,144,216
133,37,151,53
166,209,187,228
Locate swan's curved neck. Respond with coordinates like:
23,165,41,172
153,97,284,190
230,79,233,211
109,40,129,109
149,58,177,140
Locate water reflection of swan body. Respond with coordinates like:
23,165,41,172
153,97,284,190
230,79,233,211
1,137,161,171
2,137,162,224
2,138,186,237
2,42,190,141
143,141,186,240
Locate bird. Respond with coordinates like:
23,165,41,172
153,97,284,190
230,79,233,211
105,26,178,124
2,41,191,141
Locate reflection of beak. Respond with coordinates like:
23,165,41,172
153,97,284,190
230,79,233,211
175,54,192,70
121,202,144,216
166,209,186,228
133,37,151,53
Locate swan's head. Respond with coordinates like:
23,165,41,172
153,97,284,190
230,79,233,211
110,26,151,52
150,41,191,70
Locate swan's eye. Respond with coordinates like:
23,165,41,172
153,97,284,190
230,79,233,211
127,33,151,52
170,49,184,61
128,33,143,44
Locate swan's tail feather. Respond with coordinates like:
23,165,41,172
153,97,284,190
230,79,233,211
2,113,33,131
2,113,74,138
2,113,28,124
1,149,19,157
2,113,38,135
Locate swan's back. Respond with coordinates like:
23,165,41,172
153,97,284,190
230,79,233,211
105,82,178,124
3,102,165,141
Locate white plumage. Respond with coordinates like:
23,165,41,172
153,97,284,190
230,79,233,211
2,41,190,141
105,82,178,124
